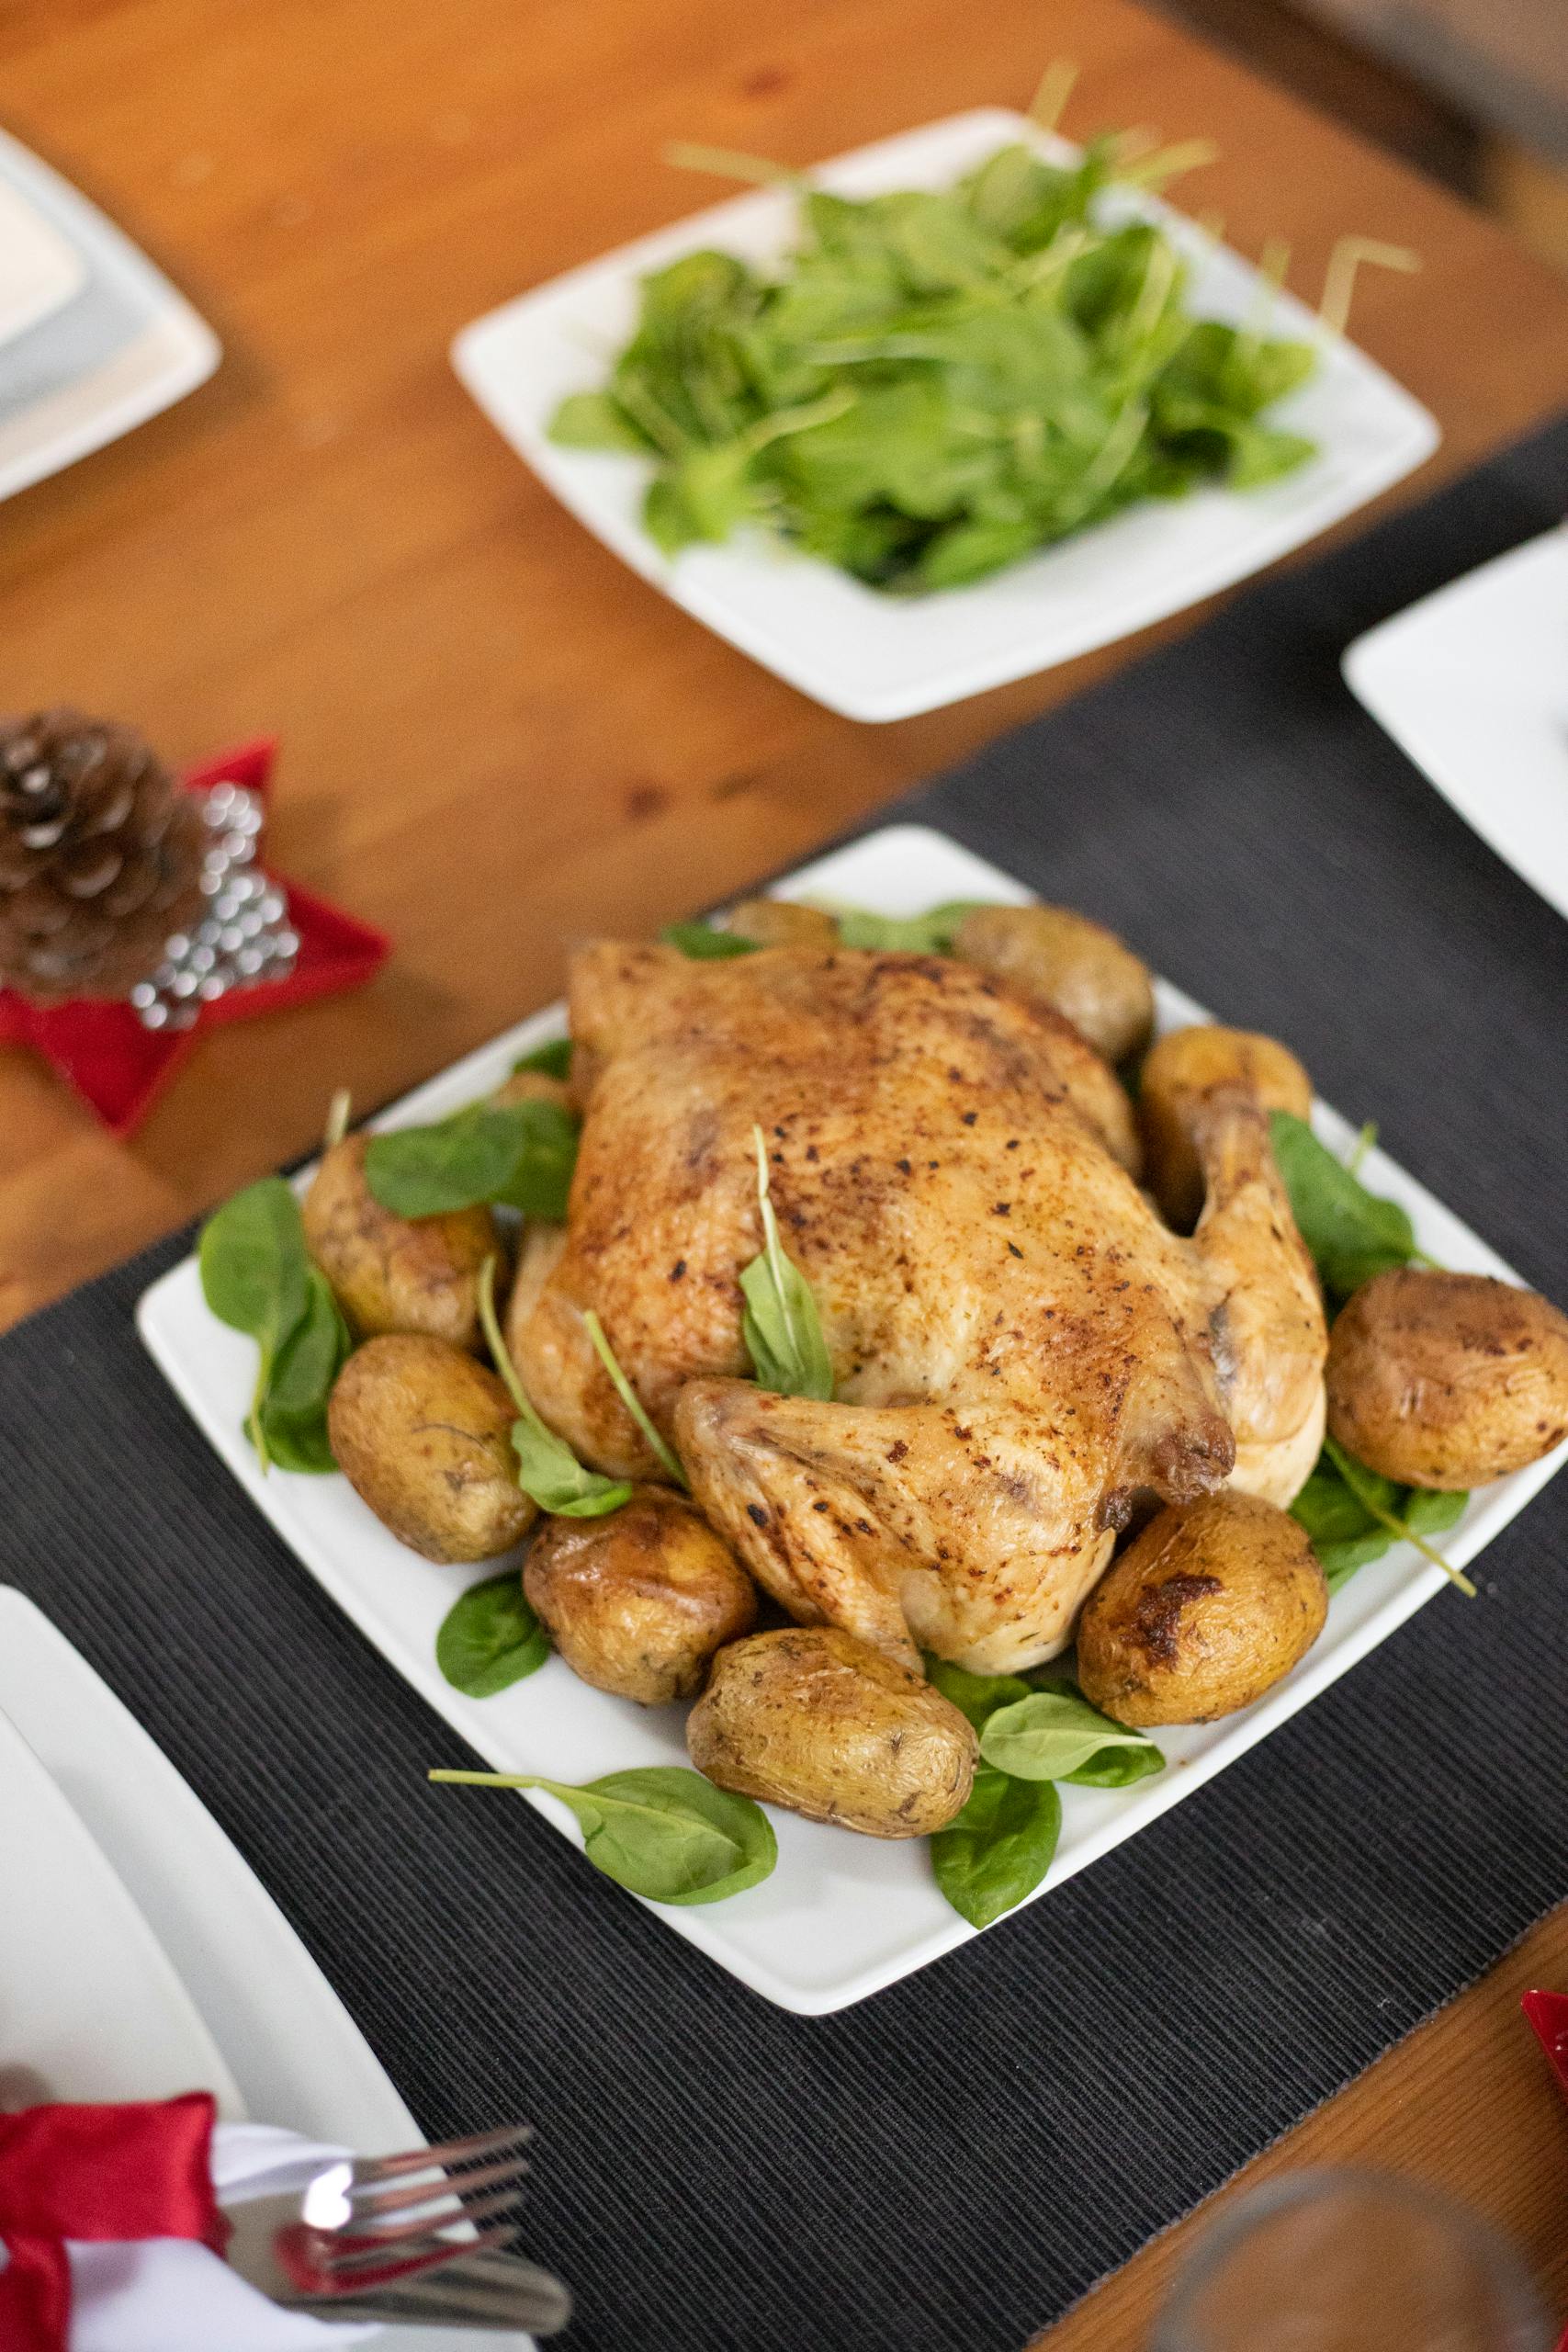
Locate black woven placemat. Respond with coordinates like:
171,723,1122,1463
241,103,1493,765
6,415,1568,2352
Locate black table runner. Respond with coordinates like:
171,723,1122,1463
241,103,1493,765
5,414,1568,2352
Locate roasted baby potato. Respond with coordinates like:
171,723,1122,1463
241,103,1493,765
687,1626,977,1838
728,898,838,949
1077,1490,1327,1726
525,1487,757,1705
953,902,1156,1066
1326,1268,1568,1488
1139,1024,1314,1229
302,1135,496,1350
328,1334,536,1563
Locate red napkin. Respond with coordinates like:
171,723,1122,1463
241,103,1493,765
0,740,389,1134
0,2094,228,2352
1524,1991,1568,2352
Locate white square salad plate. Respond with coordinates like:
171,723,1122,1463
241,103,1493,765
0,128,219,505
452,107,1438,722
0,182,85,347
1343,526,1568,924
0,1589,530,2352
138,825,1567,2016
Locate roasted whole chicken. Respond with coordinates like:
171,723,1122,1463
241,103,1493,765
510,940,1326,1675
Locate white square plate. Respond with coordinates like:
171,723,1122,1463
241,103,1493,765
0,128,219,505
452,108,1438,721
0,183,85,347
1343,526,1568,923
0,1692,243,2116
0,1589,533,2352
138,825,1567,2014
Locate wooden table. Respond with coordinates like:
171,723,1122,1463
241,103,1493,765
4,0,1567,2338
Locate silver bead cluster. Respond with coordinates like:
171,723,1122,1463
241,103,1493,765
129,782,299,1031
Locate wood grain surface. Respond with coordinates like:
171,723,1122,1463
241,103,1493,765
3,1,1567,2338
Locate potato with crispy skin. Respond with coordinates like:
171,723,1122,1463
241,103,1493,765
302,1135,496,1350
1326,1268,1568,1488
1077,1490,1327,1726
1139,1024,1314,1230
525,1487,757,1705
727,899,838,949
953,902,1156,1066
688,1626,977,1838
328,1334,536,1563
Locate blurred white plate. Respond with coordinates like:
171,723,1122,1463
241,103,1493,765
0,1686,243,2115
453,107,1438,721
1344,527,1568,922
0,128,219,504
0,183,85,346
137,824,1567,2014
0,1589,534,2352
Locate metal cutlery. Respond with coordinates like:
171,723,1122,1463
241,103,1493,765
223,2121,571,2335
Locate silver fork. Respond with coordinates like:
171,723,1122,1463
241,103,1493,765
224,2123,571,2334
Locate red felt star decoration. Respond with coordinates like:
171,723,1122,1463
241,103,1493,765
0,740,389,1134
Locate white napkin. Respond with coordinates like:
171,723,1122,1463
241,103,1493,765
65,2122,378,2350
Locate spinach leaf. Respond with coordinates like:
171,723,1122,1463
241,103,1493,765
366,1104,520,1216
830,899,988,953
198,1176,314,1470
550,141,1315,595
582,1309,688,1487
979,1687,1163,1783
1268,1111,1420,1297
660,921,760,958
739,1125,834,1400
491,1101,580,1220
513,1037,573,1080
930,1660,1164,1786
510,1424,633,1518
436,1571,550,1697
1325,1436,1474,1596
1291,1442,1470,1595
924,1657,1033,1732
1291,1454,1396,1590
428,1763,777,1905
931,1769,1061,1928
548,390,656,452
366,1099,579,1223
254,1267,352,1474
199,1175,309,1356
478,1258,632,1520
1060,1737,1168,1791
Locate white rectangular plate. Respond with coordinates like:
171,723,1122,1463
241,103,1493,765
0,1588,532,2352
453,108,1438,721
0,129,219,504
139,825,1565,2015
1344,526,1568,923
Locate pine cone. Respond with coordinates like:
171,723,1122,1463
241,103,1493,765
0,710,206,1004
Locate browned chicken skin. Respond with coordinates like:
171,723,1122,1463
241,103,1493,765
511,942,1326,1674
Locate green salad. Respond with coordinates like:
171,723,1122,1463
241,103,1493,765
548,136,1318,592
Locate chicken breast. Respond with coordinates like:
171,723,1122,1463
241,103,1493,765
511,941,1325,1674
